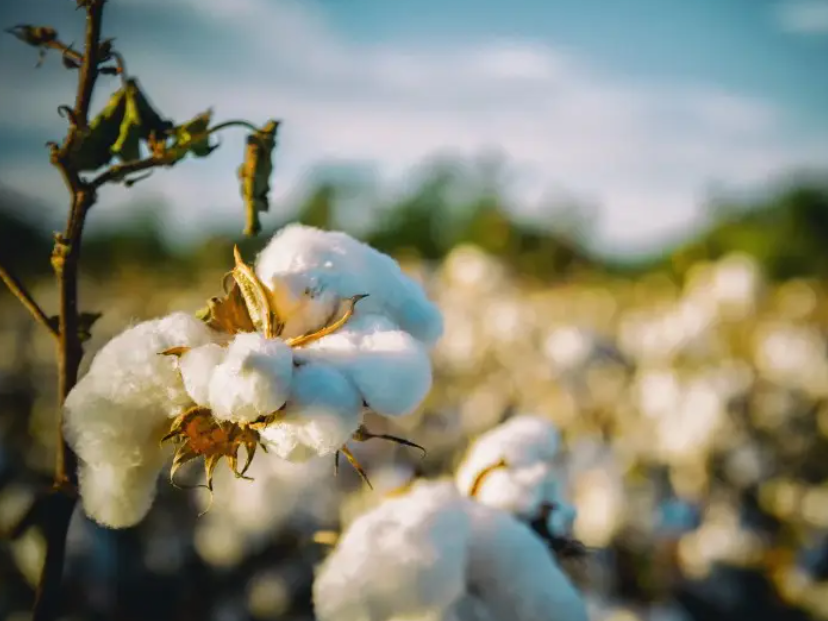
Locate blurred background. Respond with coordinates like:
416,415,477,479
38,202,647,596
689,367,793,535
1,0,828,620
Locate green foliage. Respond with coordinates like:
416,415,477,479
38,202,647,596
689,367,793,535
69,88,128,171
296,183,336,230
110,79,171,163
165,110,217,161
667,182,828,281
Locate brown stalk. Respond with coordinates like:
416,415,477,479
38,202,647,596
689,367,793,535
30,3,105,620
0,264,58,339
2,3,277,618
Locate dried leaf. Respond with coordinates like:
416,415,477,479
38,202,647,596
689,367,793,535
6,25,57,47
78,311,102,343
62,53,80,70
166,110,217,162
97,38,115,63
159,346,191,358
230,245,281,338
238,120,279,236
111,79,172,163
67,87,127,171
196,282,257,335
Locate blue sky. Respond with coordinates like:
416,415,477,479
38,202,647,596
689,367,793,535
1,0,827,256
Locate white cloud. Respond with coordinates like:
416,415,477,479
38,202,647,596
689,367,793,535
775,0,828,35
1,0,826,255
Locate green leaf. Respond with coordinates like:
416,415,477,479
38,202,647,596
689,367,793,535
238,120,279,236
111,79,172,163
67,87,127,171
166,110,217,162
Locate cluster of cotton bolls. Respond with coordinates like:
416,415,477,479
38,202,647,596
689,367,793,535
418,244,828,620
63,225,443,528
10,233,827,620
313,415,588,621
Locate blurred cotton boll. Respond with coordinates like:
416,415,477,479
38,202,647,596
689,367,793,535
314,480,587,621
63,312,221,528
254,224,444,346
313,480,472,621
207,333,293,424
455,415,561,485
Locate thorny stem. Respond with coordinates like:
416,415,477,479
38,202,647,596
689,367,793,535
30,2,106,621
0,264,58,339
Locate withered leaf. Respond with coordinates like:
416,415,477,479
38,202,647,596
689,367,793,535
6,25,57,47
111,79,172,163
196,280,257,335
165,110,216,162
67,86,127,171
238,120,279,236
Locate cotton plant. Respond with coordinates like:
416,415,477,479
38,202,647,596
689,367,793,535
63,224,443,528
454,415,585,560
313,479,589,621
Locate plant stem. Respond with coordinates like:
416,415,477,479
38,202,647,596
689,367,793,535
207,119,261,134
0,264,58,339
31,2,106,620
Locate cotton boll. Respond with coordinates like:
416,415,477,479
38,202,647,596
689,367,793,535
179,343,227,407
313,480,472,621
265,275,343,340
295,313,432,417
456,416,561,495
254,224,443,346
469,462,561,520
77,455,166,529
466,502,588,621
64,313,219,526
260,363,362,461
208,333,293,423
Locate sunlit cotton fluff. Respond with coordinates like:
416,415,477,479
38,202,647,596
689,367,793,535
314,480,587,621
261,362,362,461
455,415,577,538
63,312,220,528
455,415,562,493
295,313,433,418
204,332,293,424
63,226,444,529
254,224,443,346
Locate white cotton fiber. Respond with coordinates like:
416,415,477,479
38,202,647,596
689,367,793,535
313,480,472,621
77,457,165,529
260,362,362,461
295,313,432,417
178,343,227,407
467,461,560,520
63,312,218,527
208,332,293,423
314,480,587,621
465,502,588,621
254,224,443,346
455,416,561,496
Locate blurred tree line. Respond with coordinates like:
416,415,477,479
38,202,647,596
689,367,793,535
2,168,827,286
